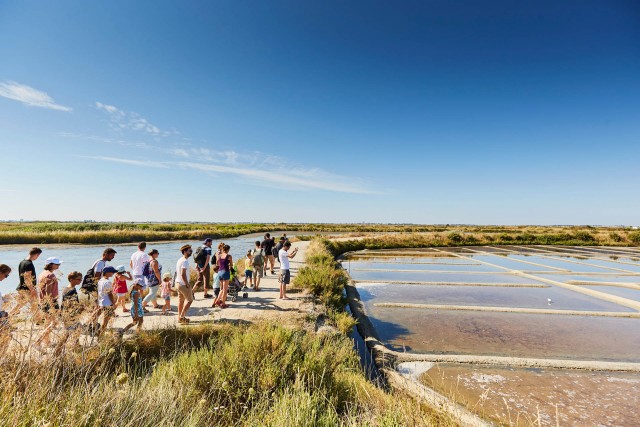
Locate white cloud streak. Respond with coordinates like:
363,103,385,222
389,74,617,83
0,81,71,111
95,102,175,137
80,156,170,169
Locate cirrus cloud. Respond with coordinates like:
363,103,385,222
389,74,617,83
0,81,71,111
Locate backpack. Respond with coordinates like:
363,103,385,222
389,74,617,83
81,259,102,293
143,260,159,286
193,245,208,265
271,246,279,258
252,249,264,267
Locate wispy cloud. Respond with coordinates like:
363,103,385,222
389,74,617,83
0,81,71,111
80,155,170,169
60,132,154,150
95,102,176,137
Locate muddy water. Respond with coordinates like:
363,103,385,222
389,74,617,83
369,308,640,361
421,364,640,426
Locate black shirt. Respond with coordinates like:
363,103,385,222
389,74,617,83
17,259,36,291
263,238,274,254
62,287,79,309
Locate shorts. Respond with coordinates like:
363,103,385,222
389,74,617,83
176,284,194,303
244,270,253,278
117,293,127,298
219,270,230,281
163,295,171,302
279,269,291,285
214,288,220,298
253,268,263,278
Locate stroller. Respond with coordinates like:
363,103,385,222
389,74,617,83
228,267,249,302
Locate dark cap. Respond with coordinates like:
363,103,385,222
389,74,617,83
102,266,117,274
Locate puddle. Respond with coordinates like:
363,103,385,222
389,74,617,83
368,308,640,362
357,283,633,312
421,364,640,426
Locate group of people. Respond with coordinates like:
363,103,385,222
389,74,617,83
0,232,298,337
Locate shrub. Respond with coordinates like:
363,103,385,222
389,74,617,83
629,232,640,244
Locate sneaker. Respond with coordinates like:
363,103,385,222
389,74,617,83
204,294,213,299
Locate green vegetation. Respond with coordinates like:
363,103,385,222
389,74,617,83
1,221,638,245
321,229,639,257
0,322,450,426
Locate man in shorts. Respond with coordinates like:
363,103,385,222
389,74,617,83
175,244,194,324
278,241,298,300
251,241,264,290
262,233,276,275
130,242,150,289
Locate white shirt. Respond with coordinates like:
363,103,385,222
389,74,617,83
279,249,290,270
97,278,113,307
94,259,106,274
131,250,150,275
175,257,189,286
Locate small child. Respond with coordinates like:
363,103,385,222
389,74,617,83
243,250,253,288
211,265,220,308
123,279,144,333
161,272,172,315
113,265,133,313
61,271,83,319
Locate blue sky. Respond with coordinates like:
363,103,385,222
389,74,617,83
1,1,639,224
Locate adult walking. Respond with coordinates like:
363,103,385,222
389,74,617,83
274,237,285,266
213,244,232,308
142,249,162,311
251,241,264,291
12,247,42,314
130,242,150,289
193,238,213,299
81,248,117,301
175,244,194,323
38,257,63,311
262,233,276,275
278,242,298,300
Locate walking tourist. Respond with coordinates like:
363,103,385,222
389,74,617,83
81,248,117,299
142,249,162,311
12,247,42,314
213,244,232,308
175,244,194,323
193,238,213,298
130,242,149,288
92,265,117,336
61,271,83,316
262,233,275,275
211,265,221,303
122,279,144,334
113,266,133,312
251,241,264,291
160,272,172,315
278,242,298,300
38,257,62,311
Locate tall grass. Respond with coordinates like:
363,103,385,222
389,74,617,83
0,322,451,426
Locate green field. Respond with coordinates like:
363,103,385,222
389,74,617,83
0,221,638,246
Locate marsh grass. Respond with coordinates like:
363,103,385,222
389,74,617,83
0,320,452,426
1,222,637,245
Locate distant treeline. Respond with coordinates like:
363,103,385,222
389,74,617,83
0,222,638,245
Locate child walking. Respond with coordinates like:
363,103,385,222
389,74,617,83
113,265,133,313
161,272,172,315
123,279,144,333
211,265,220,307
243,250,253,288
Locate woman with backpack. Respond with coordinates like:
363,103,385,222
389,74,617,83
141,249,162,311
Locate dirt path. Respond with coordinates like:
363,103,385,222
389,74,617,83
109,240,311,330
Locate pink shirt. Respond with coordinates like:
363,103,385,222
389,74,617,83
38,270,59,301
